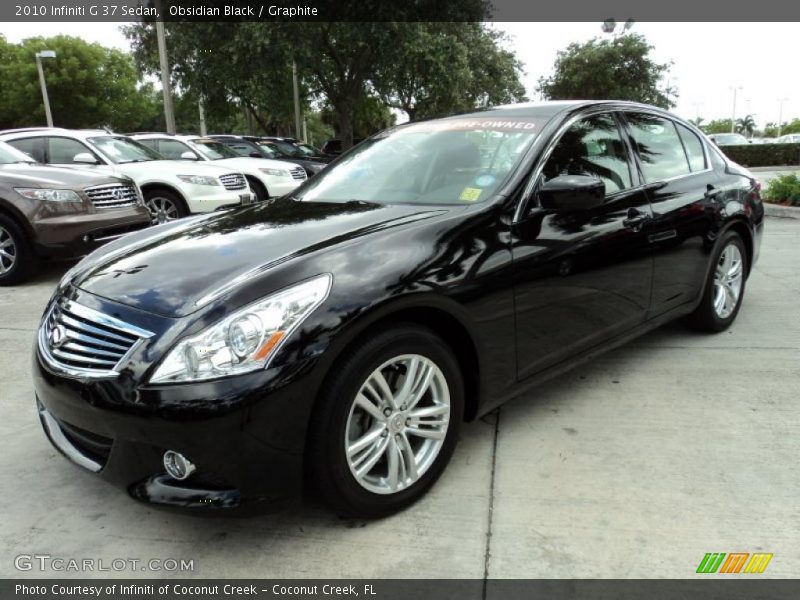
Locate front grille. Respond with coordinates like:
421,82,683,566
219,173,247,190
84,183,140,208
290,166,307,181
39,298,153,377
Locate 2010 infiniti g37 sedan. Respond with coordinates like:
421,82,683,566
33,101,763,517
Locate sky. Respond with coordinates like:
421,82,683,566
2,21,799,131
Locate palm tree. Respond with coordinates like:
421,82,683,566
736,114,756,138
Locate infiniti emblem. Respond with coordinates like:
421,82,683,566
113,187,126,201
49,324,68,348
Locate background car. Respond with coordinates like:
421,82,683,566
0,128,252,222
749,137,778,144
708,132,750,146
321,138,365,155
131,134,307,203
777,133,800,143
0,140,150,285
257,136,334,163
208,135,326,178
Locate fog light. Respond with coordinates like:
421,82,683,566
163,450,196,480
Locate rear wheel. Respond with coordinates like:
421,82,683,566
308,324,464,518
688,231,747,332
0,215,36,286
144,189,187,224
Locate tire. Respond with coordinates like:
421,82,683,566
307,324,464,518
143,189,188,224
688,231,748,332
0,215,36,286
245,177,269,203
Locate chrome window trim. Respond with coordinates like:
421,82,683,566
38,298,154,380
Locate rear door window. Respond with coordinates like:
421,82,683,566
675,123,707,172
624,113,691,183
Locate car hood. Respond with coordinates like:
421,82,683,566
0,163,123,188
72,199,453,317
214,156,300,172
112,160,236,178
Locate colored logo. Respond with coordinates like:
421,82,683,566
696,552,773,574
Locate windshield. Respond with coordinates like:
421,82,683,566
269,140,304,157
191,139,240,160
0,141,36,164
295,143,320,157
255,142,282,159
295,118,543,205
88,136,163,163
714,134,747,145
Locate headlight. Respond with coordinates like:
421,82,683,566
308,162,326,173
258,168,291,177
15,188,81,202
176,174,219,186
149,274,332,383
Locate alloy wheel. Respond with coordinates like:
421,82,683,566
146,196,180,224
713,243,744,319
0,225,17,275
345,354,450,495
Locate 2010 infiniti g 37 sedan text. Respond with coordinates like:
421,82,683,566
33,101,763,517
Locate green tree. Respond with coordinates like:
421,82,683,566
372,23,525,121
781,119,800,135
0,35,160,131
538,34,674,108
735,114,756,138
701,119,735,134
125,4,502,149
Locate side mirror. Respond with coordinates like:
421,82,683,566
73,152,98,165
180,151,198,160
538,175,605,212
249,151,261,158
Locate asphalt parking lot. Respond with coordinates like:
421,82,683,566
1,216,798,580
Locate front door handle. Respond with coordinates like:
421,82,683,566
623,208,650,230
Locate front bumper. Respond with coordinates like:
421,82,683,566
32,347,314,511
261,177,303,198
180,186,252,213
32,206,151,258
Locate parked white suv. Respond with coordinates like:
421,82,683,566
131,134,307,203
0,128,252,222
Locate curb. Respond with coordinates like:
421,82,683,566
764,203,800,219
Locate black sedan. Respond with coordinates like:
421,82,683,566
33,101,763,517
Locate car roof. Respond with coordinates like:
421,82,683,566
0,127,115,139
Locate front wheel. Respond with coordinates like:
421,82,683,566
307,324,464,518
688,231,748,332
0,216,36,286
144,190,187,224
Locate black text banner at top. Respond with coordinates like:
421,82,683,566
3,0,799,22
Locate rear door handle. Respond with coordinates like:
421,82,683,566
623,208,650,230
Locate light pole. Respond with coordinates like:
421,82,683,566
730,86,743,134
35,50,56,127
292,60,302,140
777,98,789,138
155,1,176,135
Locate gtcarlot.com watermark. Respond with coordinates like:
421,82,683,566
15,554,194,573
